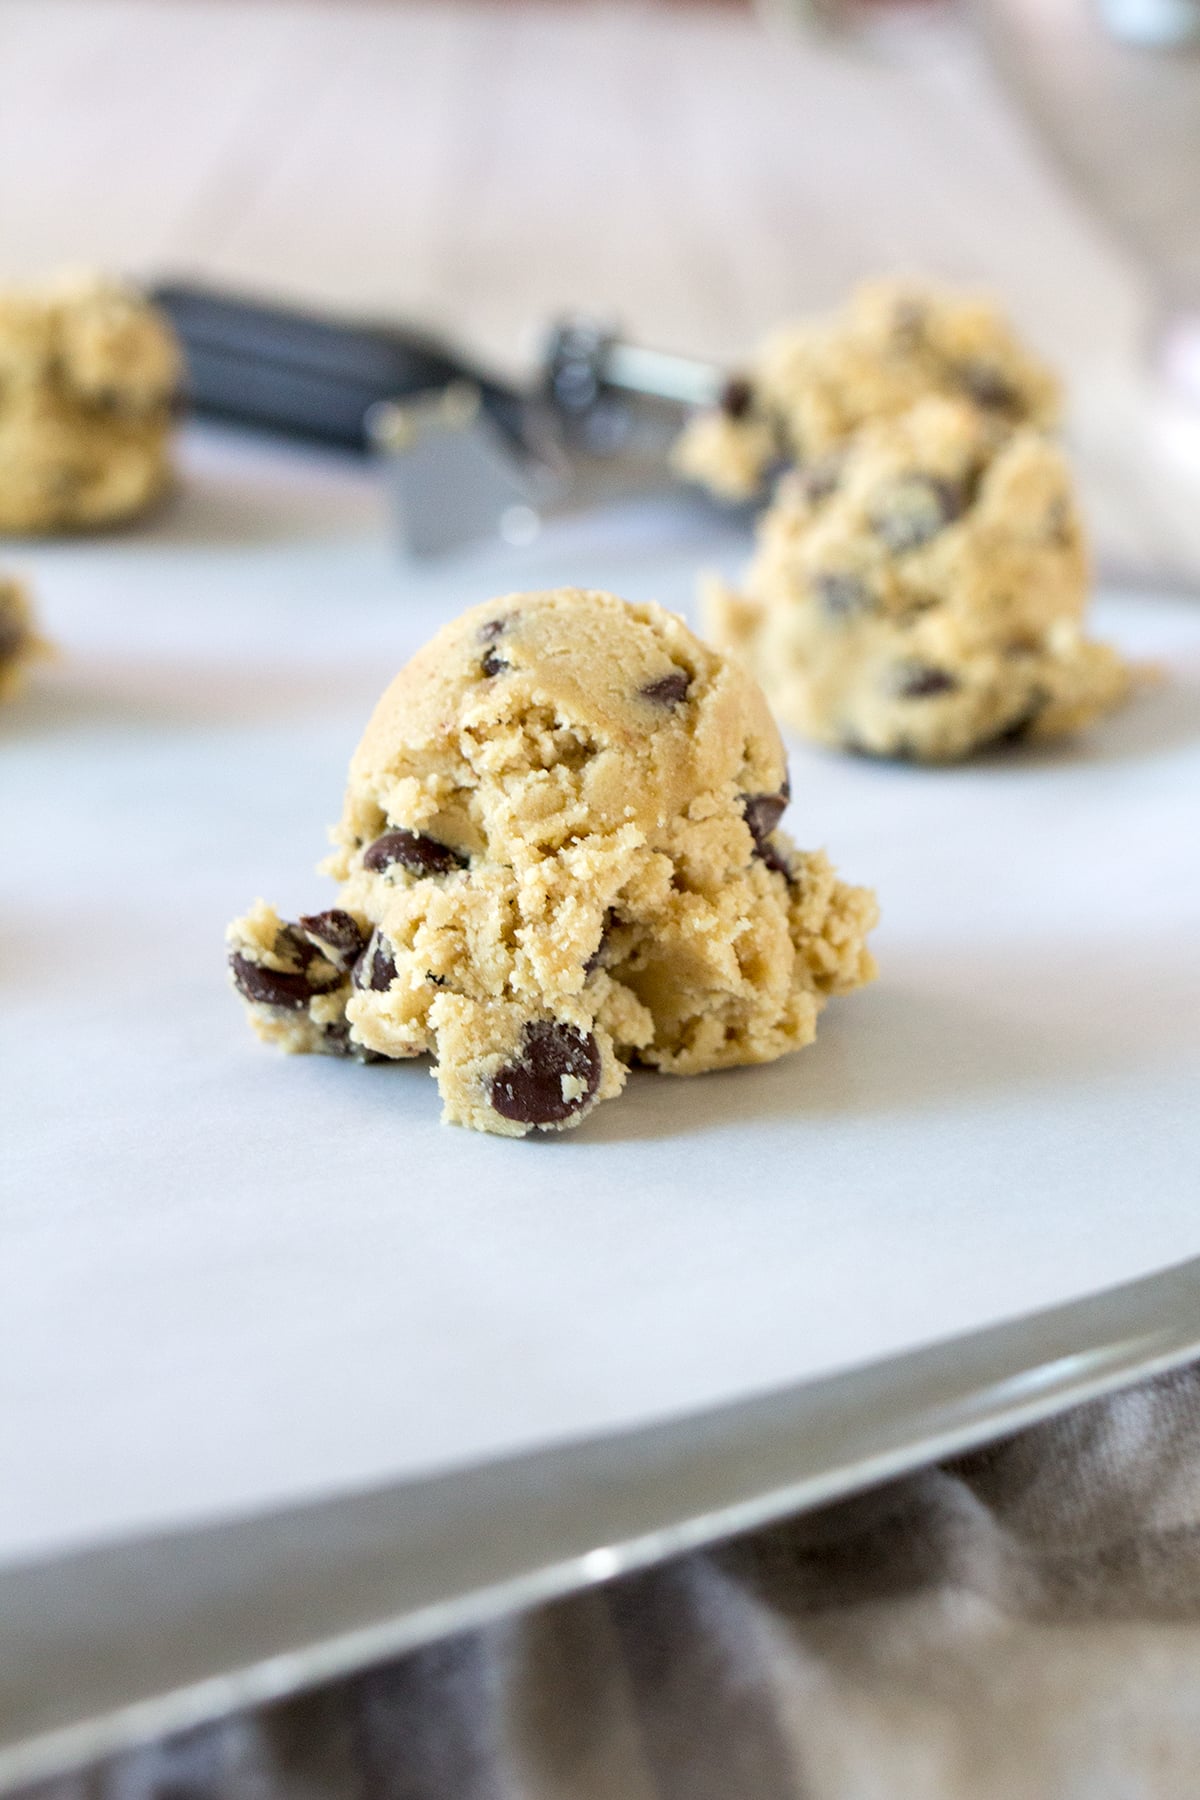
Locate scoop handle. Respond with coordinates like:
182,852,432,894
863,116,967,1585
150,280,521,451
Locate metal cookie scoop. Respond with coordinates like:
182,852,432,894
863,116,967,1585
151,283,725,557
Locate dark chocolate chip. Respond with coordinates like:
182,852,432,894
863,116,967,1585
322,1019,387,1063
481,649,508,677
320,1019,356,1057
363,829,466,877
870,476,966,553
640,671,690,707
584,910,618,978
230,952,319,1012
299,909,366,966
478,618,506,641
353,930,396,992
720,375,754,420
989,694,1047,747
957,360,1019,413
742,790,786,841
814,571,874,619
489,1021,602,1128
893,663,960,699
755,840,791,880
741,789,792,880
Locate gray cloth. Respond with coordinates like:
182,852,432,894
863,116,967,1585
25,1366,1200,1800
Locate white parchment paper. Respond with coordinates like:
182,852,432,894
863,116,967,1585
2,431,1198,1569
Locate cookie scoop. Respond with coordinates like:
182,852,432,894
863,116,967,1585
227,588,878,1136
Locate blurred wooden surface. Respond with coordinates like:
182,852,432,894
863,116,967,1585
0,0,1197,575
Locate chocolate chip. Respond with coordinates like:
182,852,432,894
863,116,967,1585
353,930,396,992
957,360,1019,413
720,375,754,420
299,909,366,966
870,476,966,553
741,789,792,880
478,618,506,641
489,1021,602,1127
893,663,959,699
640,671,690,707
322,1019,387,1063
989,694,1047,746
481,648,508,677
742,791,786,841
814,572,874,619
584,910,618,977
362,829,466,877
230,953,311,1010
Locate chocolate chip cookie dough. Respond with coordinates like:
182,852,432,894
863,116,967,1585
675,278,1060,502
0,272,180,534
228,589,878,1136
705,398,1133,763
0,576,50,701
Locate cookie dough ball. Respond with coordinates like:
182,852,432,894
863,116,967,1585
705,398,1133,763
0,272,180,533
228,589,878,1137
675,278,1061,501
0,575,50,701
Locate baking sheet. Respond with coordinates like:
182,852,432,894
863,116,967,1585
3,429,1199,1571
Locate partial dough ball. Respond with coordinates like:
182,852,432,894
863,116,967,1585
675,278,1060,501
0,575,51,701
228,589,878,1137
0,272,180,533
705,398,1133,763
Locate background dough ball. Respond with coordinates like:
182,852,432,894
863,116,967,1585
0,575,51,702
229,589,878,1136
705,397,1133,763
675,277,1061,501
0,272,181,534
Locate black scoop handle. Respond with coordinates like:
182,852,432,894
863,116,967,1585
150,281,526,452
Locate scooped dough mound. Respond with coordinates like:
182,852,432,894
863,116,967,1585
674,278,1060,501
705,398,1133,763
227,589,878,1136
0,575,51,701
0,272,180,533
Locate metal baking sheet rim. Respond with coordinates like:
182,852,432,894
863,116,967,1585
2,1255,1198,1795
